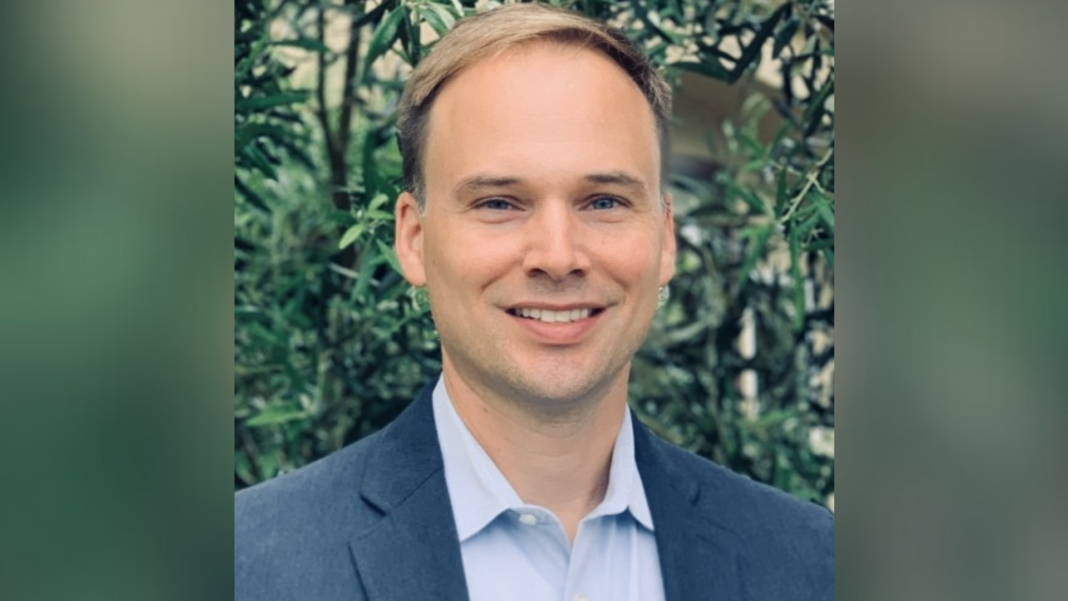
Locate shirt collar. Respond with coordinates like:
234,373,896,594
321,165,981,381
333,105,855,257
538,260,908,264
432,376,654,542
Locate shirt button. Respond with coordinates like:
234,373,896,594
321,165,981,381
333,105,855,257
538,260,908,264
518,513,538,526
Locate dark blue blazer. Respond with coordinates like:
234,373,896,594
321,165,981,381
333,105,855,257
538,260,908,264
235,381,833,600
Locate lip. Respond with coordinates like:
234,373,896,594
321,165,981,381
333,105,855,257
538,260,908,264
506,302,605,311
505,305,604,345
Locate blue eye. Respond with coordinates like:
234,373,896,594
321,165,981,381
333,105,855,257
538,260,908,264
479,198,515,210
589,196,619,210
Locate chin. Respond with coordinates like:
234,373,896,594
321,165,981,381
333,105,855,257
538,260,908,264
505,365,618,407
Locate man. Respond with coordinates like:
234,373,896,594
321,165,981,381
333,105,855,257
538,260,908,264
235,4,833,601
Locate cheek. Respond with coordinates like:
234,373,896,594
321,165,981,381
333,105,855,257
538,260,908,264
597,231,664,276
424,228,515,291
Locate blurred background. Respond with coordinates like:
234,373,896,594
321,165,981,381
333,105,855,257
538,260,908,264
234,0,837,507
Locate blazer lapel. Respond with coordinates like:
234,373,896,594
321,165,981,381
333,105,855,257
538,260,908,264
348,383,470,601
634,418,748,601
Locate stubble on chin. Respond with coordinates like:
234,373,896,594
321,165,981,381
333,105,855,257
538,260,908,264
472,344,633,424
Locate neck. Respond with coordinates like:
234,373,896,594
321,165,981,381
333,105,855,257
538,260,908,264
442,365,629,543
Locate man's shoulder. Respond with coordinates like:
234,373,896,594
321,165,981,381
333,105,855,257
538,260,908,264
646,433,833,560
663,439,831,527
234,427,389,599
235,427,382,522
235,385,433,530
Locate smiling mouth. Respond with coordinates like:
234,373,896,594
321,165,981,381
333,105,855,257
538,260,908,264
507,307,604,324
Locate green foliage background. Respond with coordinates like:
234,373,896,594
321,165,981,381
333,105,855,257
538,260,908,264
235,0,834,505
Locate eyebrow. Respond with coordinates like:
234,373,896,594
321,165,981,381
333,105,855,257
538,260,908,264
583,171,647,193
456,175,522,196
455,171,648,196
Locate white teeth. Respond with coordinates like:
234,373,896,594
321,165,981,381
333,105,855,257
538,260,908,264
515,308,592,323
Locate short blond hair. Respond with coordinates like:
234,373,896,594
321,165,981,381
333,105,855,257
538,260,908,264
396,3,672,205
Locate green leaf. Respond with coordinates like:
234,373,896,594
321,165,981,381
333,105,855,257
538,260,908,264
739,224,775,283
773,16,801,58
352,1,393,29
731,3,789,81
339,223,365,249
724,180,767,215
235,37,269,80
774,168,789,217
421,3,456,36
804,80,834,136
741,159,764,172
397,8,421,65
807,238,834,251
817,203,835,234
246,408,308,427
376,239,402,274
363,7,406,79
794,212,819,241
420,6,447,37
364,209,394,221
235,176,270,213
272,38,331,53
408,10,422,63
788,225,805,332
244,145,277,179
634,10,682,46
671,60,733,81
234,92,307,113
368,192,390,211
235,123,287,153
361,128,383,196
353,245,380,300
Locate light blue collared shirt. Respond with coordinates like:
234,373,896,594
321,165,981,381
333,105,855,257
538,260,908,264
432,378,666,601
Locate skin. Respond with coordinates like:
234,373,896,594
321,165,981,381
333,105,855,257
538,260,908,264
394,42,675,542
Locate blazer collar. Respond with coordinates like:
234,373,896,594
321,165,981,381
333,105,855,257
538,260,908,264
348,381,470,601
633,417,748,601
347,379,746,601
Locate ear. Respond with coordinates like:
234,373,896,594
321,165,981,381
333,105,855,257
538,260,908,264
659,192,677,285
394,191,427,286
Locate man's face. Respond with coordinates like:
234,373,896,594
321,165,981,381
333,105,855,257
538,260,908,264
395,43,675,407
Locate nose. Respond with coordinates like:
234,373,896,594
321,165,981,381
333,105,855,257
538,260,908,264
521,202,590,281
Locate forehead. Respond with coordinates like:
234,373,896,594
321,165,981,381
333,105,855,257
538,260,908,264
422,43,660,195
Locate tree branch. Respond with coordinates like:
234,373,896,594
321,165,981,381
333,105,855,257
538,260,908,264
317,3,350,212
338,1,364,155
315,6,333,151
